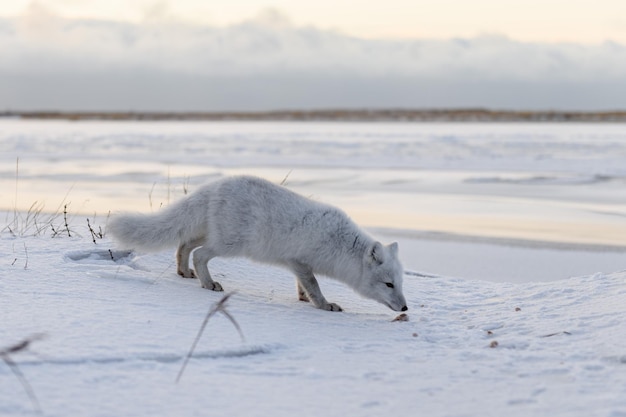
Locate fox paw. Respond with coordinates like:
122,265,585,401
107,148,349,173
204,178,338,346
202,281,224,292
322,302,343,312
178,269,196,278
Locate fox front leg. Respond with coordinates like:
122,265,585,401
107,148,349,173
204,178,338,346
290,261,342,312
191,246,224,292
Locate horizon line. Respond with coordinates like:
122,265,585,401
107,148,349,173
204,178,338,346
2,108,626,122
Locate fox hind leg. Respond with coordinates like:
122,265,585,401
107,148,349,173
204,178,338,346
176,237,205,278
297,281,310,302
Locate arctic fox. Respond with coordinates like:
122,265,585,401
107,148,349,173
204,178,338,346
107,176,408,312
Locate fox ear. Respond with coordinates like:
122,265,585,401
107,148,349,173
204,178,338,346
388,242,399,256
369,242,385,264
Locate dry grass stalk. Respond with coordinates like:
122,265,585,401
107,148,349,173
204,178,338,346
176,292,244,383
280,170,292,186
87,218,103,244
0,334,47,413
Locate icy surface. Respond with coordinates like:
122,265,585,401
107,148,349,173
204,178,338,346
2,120,626,246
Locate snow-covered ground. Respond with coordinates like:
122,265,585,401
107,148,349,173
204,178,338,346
1,120,626,416
2,236,625,417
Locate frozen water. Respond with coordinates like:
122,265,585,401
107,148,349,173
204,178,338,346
2,119,626,246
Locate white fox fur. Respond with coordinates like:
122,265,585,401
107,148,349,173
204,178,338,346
107,176,408,312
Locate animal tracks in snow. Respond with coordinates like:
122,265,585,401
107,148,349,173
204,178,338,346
64,248,157,282
65,249,135,265
15,345,277,369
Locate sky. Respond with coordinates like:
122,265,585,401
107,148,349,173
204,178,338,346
1,1,625,111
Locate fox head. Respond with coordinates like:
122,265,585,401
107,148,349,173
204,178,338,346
357,242,408,312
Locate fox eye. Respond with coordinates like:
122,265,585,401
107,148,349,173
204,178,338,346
385,282,394,289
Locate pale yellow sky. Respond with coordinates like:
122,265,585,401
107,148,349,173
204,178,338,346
2,0,626,43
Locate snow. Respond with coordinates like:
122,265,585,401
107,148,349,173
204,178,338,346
2,236,626,416
1,120,626,416
379,229,626,283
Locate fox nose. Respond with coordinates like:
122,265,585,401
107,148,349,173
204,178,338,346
401,305,408,311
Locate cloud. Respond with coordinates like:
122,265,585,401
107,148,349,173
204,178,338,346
1,5,625,110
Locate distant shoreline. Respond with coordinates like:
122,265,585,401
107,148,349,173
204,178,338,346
2,109,626,122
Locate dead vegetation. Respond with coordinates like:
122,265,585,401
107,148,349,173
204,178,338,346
1,334,47,413
176,292,244,383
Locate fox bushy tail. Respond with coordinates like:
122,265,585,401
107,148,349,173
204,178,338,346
107,198,201,251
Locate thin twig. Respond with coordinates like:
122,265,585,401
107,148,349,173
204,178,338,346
541,331,572,338
23,242,28,270
13,157,19,232
146,260,176,287
167,167,171,205
0,334,47,413
87,218,102,244
280,170,293,186
176,292,244,383
104,210,111,237
148,182,157,211
183,175,190,195
63,204,71,237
